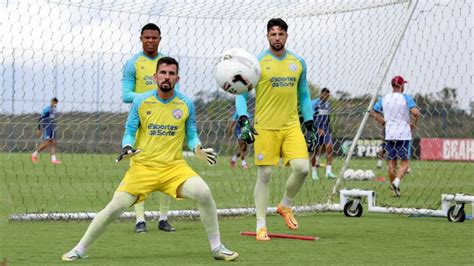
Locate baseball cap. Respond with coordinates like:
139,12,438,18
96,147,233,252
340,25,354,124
391,75,407,86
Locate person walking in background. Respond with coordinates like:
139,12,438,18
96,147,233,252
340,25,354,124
371,75,419,197
31,97,61,165
310,88,337,180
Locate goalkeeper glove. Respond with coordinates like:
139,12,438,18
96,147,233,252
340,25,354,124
238,116,258,144
115,145,141,163
194,144,217,166
303,120,317,152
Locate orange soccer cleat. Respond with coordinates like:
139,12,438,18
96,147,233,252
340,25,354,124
277,204,298,230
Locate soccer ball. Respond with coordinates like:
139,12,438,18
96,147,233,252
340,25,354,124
364,170,375,180
354,169,365,180
213,48,261,95
343,169,355,179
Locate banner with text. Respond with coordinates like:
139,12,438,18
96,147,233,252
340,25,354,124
420,138,474,161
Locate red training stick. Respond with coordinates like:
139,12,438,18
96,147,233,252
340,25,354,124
240,231,319,241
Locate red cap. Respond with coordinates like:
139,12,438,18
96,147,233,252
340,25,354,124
391,75,407,86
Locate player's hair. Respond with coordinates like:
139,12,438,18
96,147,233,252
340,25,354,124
141,23,161,35
156,57,179,73
51,97,58,103
321,88,330,94
267,18,288,32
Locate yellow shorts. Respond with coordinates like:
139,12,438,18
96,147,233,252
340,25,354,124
116,160,198,203
254,125,308,166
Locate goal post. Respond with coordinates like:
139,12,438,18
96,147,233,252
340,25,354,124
1,0,472,221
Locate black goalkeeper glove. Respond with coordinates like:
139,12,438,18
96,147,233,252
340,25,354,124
238,116,258,144
115,145,141,163
303,120,317,152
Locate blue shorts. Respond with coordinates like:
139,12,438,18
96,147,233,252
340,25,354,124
385,140,410,160
316,130,332,147
43,126,56,140
234,126,242,140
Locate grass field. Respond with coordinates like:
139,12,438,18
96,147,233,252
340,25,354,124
1,153,472,213
1,152,473,264
0,212,473,265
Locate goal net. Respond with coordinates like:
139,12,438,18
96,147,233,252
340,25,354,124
1,0,472,220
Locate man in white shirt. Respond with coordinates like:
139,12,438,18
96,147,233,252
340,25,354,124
371,76,419,197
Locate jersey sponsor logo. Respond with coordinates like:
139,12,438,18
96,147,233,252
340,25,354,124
172,109,183,119
144,100,157,104
148,123,179,136
143,75,155,86
289,63,297,72
270,76,296,87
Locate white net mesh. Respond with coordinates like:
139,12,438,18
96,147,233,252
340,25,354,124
1,0,472,219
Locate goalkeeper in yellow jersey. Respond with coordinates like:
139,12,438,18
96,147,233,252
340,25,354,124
62,57,239,261
235,18,316,241
121,23,175,233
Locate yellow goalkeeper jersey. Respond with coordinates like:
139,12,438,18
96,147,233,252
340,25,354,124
121,89,199,168
121,52,166,103
236,49,313,130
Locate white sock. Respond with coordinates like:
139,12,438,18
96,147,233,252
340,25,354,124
377,159,383,167
256,218,266,231
32,151,39,156
74,192,136,255
393,177,401,187
315,155,320,163
159,193,170,221
326,164,332,173
231,155,237,161
208,233,221,250
178,176,221,251
241,160,247,166
51,154,57,161
311,166,317,173
283,159,309,204
280,196,293,208
134,201,146,223
255,166,272,232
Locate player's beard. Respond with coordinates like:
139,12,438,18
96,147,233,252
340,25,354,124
159,81,173,92
270,42,284,51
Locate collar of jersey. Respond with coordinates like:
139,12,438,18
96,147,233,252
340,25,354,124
153,90,176,104
140,51,163,61
266,49,287,61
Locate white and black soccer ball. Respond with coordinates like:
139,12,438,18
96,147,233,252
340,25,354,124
354,169,365,180
364,170,375,180
213,48,261,95
344,169,355,179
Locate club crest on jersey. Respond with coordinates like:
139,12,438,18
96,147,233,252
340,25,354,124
172,108,183,119
257,153,264,161
289,63,297,72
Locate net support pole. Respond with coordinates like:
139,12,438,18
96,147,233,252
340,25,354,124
328,0,419,201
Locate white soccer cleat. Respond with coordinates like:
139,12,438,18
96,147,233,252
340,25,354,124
212,244,239,261
311,170,319,181
61,249,86,261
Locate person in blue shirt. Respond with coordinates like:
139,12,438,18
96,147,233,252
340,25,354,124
310,88,337,180
31,97,61,165
226,111,250,169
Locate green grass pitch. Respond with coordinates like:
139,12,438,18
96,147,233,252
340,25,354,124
0,153,473,264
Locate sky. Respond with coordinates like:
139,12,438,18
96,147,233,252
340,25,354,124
0,0,472,114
